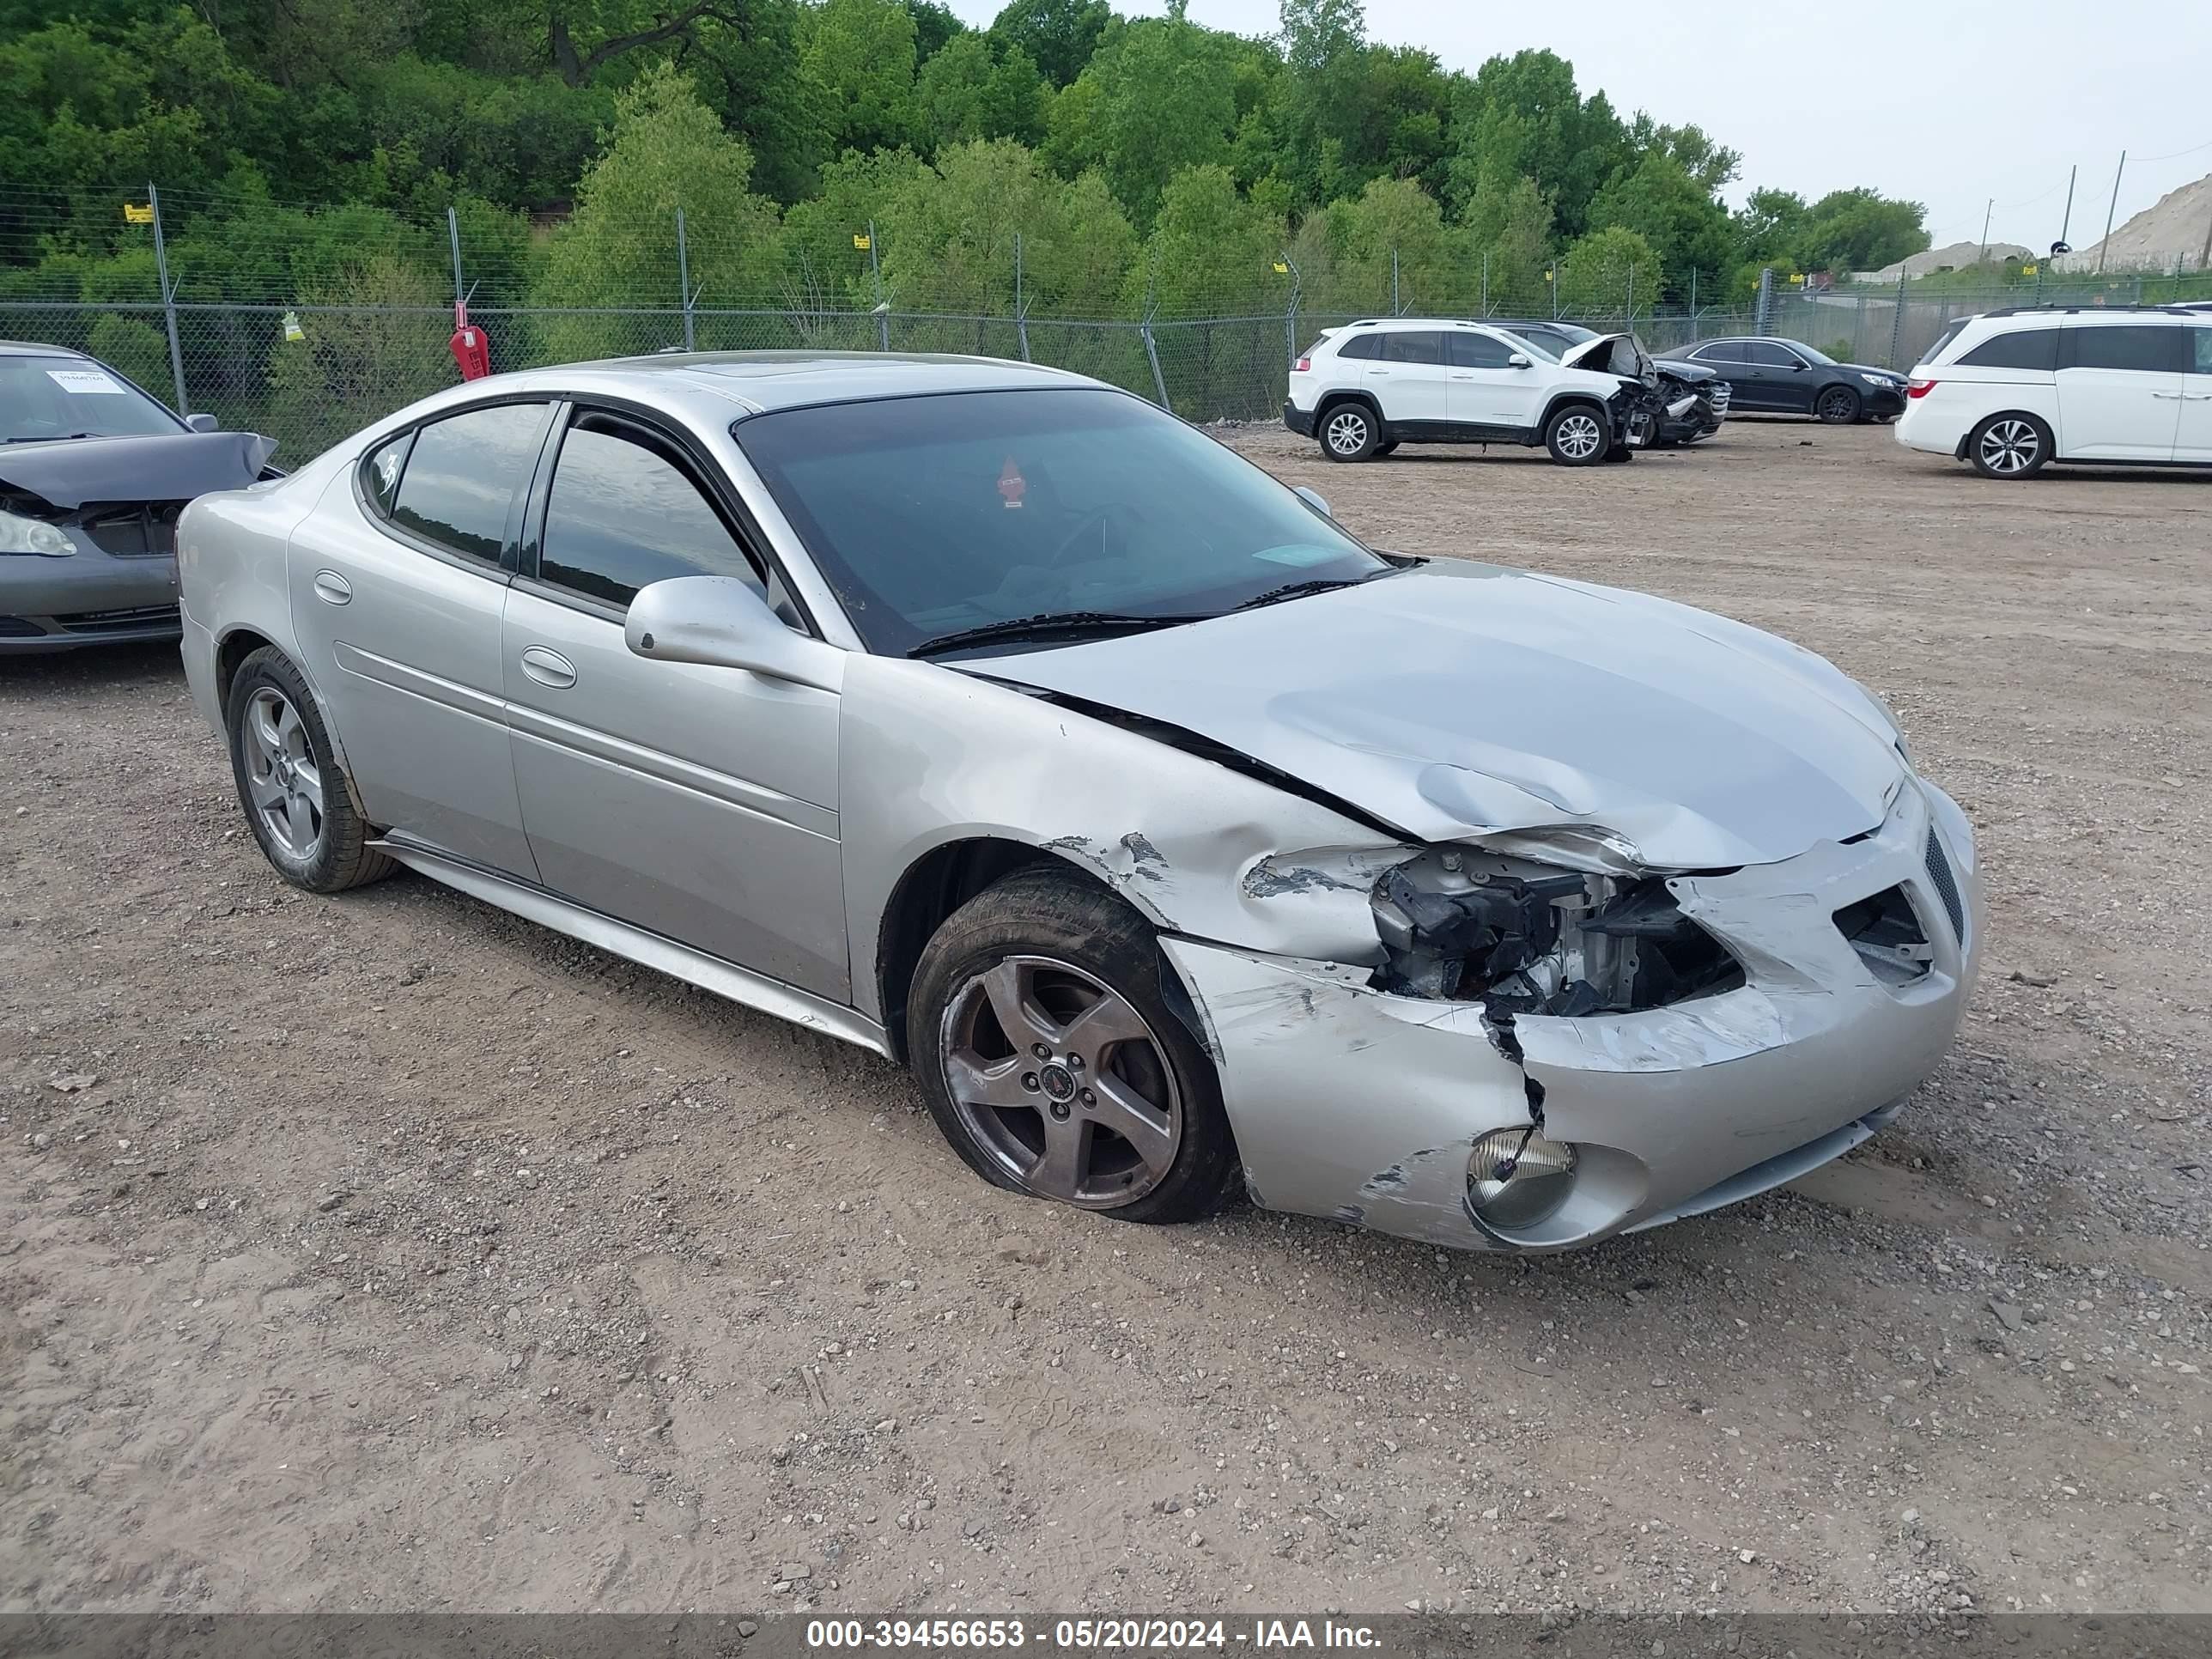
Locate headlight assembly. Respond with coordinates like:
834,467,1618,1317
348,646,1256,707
0,508,74,556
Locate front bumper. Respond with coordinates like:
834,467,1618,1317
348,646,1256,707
1863,384,1908,418
1,550,181,653
1164,779,1982,1251
1282,401,1318,438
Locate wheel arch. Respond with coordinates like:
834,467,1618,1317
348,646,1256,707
1314,389,1384,428
215,626,368,817
873,835,1219,1066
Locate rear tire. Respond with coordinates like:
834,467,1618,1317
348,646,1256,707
1319,402,1380,463
909,866,1238,1224
1814,385,1862,424
1966,412,2051,480
225,647,394,893
1543,404,1608,466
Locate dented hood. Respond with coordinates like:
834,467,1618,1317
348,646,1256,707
981,562,1907,870
0,430,277,510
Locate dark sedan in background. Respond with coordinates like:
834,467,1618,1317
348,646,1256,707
1488,319,1729,446
1657,337,1908,424
1,341,276,652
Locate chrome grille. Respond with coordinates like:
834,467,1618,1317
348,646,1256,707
1923,829,1966,942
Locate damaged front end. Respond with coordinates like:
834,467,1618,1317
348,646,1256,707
1158,778,1981,1253
1369,849,1743,1019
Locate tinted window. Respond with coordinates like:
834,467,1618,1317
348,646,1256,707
390,402,550,567
1336,332,1382,361
1745,342,1800,367
1922,319,1970,363
1449,331,1519,368
737,388,1388,657
539,415,761,609
1381,331,1445,365
1958,328,2060,371
2066,324,2185,374
1691,343,1746,363
0,355,182,443
2193,329,2212,375
363,433,410,517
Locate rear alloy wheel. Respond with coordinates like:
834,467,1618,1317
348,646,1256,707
1543,404,1608,466
1814,385,1862,424
911,866,1237,1224
1321,403,1379,462
1967,413,2051,480
225,646,393,893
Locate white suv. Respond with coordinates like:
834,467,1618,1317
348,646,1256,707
1285,318,1649,465
1896,304,2212,478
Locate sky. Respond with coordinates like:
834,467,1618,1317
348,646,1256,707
946,0,2212,256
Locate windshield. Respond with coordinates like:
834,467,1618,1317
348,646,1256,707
737,388,1389,656
0,356,183,443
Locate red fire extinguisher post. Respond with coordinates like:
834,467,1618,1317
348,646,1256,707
449,298,491,381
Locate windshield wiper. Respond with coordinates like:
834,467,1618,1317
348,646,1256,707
3,432,100,444
908,610,1207,659
1231,574,1382,612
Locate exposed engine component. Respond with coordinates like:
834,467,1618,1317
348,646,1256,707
1371,849,1743,1018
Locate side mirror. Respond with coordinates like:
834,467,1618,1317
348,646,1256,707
1507,352,1533,369
185,412,221,432
625,574,842,692
1788,358,1808,371
1292,485,1333,520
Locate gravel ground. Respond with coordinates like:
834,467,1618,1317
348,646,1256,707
3,421,2207,1617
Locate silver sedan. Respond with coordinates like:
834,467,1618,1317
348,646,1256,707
177,352,1983,1252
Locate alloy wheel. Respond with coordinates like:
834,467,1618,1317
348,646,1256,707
940,955,1182,1209
241,686,325,860
1816,388,1859,423
1978,419,2040,475
1554,411,1602,460
1325,410,1370,456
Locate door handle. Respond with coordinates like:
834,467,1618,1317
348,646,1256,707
2151,391,2183,400
312,570,352,605
1450,373,1475,380
519,645,577,689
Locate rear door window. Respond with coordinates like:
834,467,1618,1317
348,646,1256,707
1958,329,2060,371
1381,332,1446,365
1745,342,1800,367
2063,324,2186,374
2191,329,2212,375
389,401,552,568
1691,343,1747,363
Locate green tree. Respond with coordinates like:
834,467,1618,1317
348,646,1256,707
266,254,458,458
989,0,1109,88
1323,174,1461,313
1044,10,1242,228
1446,50,1626,240
1134,163,1284,319
1557,224,1661,317
801,0,922,155
533,64,783,356
917,33,1049,150
1586,151,1734,299
781,146,930,308
1797,187,1929,274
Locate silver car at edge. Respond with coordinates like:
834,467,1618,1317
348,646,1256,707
177,352,1984,1253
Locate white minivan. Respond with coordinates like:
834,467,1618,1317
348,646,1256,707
1895,304,2212,477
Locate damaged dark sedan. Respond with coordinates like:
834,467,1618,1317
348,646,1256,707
1,341,276,653
178,352,1984,1254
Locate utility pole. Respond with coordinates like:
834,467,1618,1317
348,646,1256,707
2095,151,2126,276
1978,198,1992,265
2197,198,2212,273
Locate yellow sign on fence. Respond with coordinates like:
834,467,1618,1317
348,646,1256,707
852,233,871,250
123,203,154,225
1272,261,1288,274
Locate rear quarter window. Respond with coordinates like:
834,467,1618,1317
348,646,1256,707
1957,329,2059,371
1335,333,1382,361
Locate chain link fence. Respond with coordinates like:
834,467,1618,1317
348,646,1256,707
10,185,2209,461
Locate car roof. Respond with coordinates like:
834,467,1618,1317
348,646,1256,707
0,339,93,358
1334,317,1508,331
486,350,1088,416
1960,305,2198,329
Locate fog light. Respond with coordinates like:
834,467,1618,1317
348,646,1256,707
1468,1127,1578,1230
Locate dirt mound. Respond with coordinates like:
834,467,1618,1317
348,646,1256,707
1872,240,2031,282
2058,170,2212,271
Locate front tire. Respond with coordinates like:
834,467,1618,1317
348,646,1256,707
224,647,393,893
1966,412,2051,479
1319,402,1380,462
1814,385,1862,424
1543,404,1608,466
909,866,1238,1224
